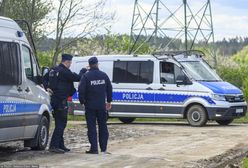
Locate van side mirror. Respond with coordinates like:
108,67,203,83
176,75,192,85
42,67,50,77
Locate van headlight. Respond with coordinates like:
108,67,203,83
211,94,226,101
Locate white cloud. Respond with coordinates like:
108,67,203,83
211,1,248,40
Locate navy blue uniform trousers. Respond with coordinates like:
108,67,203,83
85,108,109,152
50,99,68,149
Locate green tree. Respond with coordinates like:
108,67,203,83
0,0,51,46
73,34,153,56
36,51,53,67
51,0,114,66
233,45,248,64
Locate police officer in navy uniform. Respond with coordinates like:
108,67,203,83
49,54,84,153
78,57,112,154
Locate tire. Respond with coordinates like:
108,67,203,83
119,117,136,124
216,119,233,126
186,105,208,127
30,116,49,150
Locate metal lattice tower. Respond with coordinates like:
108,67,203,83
129,0,216,65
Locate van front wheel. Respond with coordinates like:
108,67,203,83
186,105,208,127
25,116,49,150
119,117,136,124
216,119,233,125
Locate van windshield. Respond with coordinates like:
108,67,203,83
180,61,221,82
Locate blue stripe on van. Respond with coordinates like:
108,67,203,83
72,91,215,105
0,103,41,115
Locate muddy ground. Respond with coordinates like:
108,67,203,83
0,121,248,168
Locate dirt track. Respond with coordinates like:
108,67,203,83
0,121,248,168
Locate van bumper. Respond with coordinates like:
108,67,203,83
207,105,247,120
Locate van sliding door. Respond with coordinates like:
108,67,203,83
0,41,25,141
110,60,157,117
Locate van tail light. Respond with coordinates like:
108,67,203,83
67,96,72,102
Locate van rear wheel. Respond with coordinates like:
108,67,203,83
216,119,233,125
186,105,208,127
119,117,136,124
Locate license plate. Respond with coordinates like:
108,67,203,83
236,109,243,113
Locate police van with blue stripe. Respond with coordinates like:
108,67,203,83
0,17,52,149
70,52,247,127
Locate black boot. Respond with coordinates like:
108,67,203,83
85,150,98,154
60,146,71,152
49,147,65,154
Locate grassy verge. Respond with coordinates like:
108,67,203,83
68,115,184,122
68,115,85,121
242,157,248,168
68,112,248,124
234,113,248,123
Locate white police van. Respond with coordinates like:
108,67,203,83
69,51,247,126
0,17,52,149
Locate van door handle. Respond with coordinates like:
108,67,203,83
17,87,23,92
25,87,30,93
146,87,153,90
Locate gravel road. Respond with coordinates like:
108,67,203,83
0,121,248,168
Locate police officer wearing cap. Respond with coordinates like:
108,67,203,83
78,57,112,154
49,54,84,153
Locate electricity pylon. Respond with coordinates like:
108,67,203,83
129,0,216,66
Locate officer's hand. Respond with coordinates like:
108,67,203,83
80,68,87,73
106,103,112,110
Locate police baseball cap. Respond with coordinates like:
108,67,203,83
88,57,98,65
62,54,73,61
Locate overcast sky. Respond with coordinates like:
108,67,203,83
107,0,248,40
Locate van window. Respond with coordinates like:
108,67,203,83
0,41,21,85
113,61,153,83
160,62,184,84
23,46,33,79
22,45,39,83
31,53,40,77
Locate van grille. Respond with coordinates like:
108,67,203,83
225,95,245,102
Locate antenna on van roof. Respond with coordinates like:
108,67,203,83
152,50,205,57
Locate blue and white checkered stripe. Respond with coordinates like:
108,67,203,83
0,102,41,116
72,91,215,105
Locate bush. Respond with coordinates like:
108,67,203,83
243,77,248,101
217,66,243,88
217,64,248,101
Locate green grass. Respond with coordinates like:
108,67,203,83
234,113,248,123
242,157,248,168
68,112,248,124
68,115,184,122
68,115,85,121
